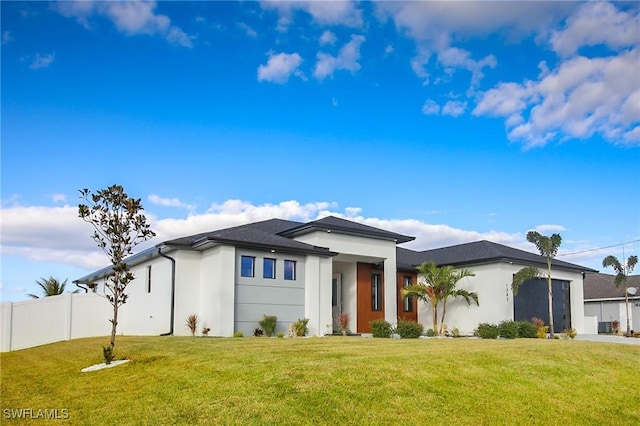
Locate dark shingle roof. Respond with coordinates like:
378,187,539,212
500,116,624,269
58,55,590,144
164,218,334,256
396,240,596,273
584,273,640,300
280,216,415,244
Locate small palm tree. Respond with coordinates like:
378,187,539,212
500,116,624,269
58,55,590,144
402,261,478,335
402,262,445,334
602,254,638,335
27,276,76,298
438,268,478,335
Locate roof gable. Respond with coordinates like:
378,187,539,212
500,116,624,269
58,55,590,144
280,216,415,244
164,218,333,256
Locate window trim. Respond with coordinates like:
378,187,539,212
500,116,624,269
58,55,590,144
263,258,276,279
402,275,413,312
371,273,382,311
240,256,255,278
284,260,297,281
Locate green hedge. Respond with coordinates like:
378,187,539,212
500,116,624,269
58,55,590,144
396,319,424,338
370,319,393,338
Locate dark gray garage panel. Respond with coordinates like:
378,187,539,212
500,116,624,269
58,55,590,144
514,278,571,333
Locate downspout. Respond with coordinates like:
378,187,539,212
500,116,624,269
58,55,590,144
74,281,88,293
158,247,176,336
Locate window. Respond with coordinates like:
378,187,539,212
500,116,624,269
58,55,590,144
403,275,413,312
146,265,152,293
284,260,296,280
263,258,276,279
241,256,255,277
371,273,382,311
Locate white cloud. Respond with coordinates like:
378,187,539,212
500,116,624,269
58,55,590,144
30,52,55,69
378,1,573,86
319,30,337,46
474,48,640,148
261,0,363,30
2,31,12,45
237,22,258,38
52,193,67,203
1,199,612,277
533,224,567,233
257,52,303,84
550,1,640,57
148,194,195,210
55,0,192,48
385,45,394,54
442,100,467,117
314,34,365,80
422,99,440,115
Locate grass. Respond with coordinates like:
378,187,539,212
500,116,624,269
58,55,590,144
2,336,639,425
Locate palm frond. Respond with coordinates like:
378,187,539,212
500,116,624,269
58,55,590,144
511,266,541,295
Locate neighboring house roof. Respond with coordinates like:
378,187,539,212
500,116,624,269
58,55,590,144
397,240,596,273
280,216,415,244
583,273,640,301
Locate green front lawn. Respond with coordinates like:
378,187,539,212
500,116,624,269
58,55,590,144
2,336,639,425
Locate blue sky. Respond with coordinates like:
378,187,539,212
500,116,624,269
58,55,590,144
1,1,639,302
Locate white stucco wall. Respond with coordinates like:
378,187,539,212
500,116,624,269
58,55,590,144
303,255,333,336
116,256,174,336
416,262,586,335
200,245,235,337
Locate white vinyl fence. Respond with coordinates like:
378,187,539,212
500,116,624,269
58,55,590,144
1,292,111,352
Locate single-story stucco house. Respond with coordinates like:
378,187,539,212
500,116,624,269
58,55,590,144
583,272,640,333
74,216,595,337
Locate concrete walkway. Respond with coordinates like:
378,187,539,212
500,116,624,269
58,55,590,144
574,334,640,345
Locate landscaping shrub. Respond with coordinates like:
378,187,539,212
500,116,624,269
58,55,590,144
531,317,549,338
515,321,538,338
185,314,199,337
102,345,115,365
498,320,519,339
475,323,499,339
253,328,264,337
292,318,309,337
396,319,424,338
277,332,284,338
562,328,577,340
425,328,437,337
370,319,393,338
337,312,350,336
258,315,278,337
233,331,243,338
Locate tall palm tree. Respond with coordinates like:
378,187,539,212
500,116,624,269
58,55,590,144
438,268,478,335
512,231,562,338
402,261,478,335
602,254,638,335
27,277,76,298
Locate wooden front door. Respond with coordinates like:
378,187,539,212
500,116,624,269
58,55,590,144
356,262,385,332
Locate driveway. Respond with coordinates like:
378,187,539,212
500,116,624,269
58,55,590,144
575,334,640,345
